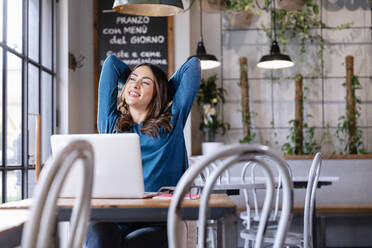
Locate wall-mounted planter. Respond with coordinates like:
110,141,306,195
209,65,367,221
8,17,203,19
225,10,254,28
202,0,225,13
279,0,306,11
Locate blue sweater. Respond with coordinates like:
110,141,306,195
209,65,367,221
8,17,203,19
97,55,201,192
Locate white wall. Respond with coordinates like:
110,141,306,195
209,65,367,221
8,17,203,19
56,0,69,134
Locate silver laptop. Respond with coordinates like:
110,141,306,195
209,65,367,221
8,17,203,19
51,133,156,198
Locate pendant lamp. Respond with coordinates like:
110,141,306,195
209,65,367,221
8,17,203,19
257,0,294,69
188,0,221,70
112,0,184,16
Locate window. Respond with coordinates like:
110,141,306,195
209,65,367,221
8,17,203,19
0,0,56,203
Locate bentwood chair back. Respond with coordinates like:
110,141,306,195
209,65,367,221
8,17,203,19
303,152,322,248
243,152,323,248
21,140,94,248
240,161,282,231
168,144,293,248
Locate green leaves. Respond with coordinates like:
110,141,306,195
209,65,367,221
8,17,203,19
336,75,366,154
281,117,321,155
240,132,256,144
197,75,226,106
225,0,256,11
197,75,230,142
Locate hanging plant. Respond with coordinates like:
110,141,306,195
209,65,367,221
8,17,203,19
278,0,306,11
225,0,260,28
202,0,226,13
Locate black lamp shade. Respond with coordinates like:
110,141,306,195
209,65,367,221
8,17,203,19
257,40,294,69
113,0,184,16
188,40,221,70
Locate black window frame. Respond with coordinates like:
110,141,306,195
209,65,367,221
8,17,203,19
0,0,56,203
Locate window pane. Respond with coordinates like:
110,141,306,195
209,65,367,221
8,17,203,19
29,0,39,62
7,170,21,202
41,0,52,69
28,64,39,114
7,0,23,53
7,53,22,166
41,72,52,163
28,169,35,197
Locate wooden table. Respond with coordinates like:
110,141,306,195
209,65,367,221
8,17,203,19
0,194,237,248
0,209,29,248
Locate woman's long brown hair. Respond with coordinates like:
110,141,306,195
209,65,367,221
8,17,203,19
116,63,174,137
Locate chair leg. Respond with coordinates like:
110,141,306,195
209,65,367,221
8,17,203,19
243,238,249,248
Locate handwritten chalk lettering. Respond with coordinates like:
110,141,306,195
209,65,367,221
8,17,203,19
103,28,122,35
132,52,138,58
106,50,130,59
130,35,165,44
110,35,127,45
116,16,150,25
140,51,161,58
123,25,148,34
123,58,167,65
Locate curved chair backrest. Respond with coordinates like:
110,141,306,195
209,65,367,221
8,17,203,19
240,160,282,227
200,156,275,248
189,156,230,185
21,140,94,248
168,144,293,248
303,152,322,248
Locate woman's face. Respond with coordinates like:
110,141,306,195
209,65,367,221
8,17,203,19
123,65,155,111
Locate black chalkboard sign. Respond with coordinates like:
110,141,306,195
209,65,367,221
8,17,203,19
94,0,174,129
96,0,173,76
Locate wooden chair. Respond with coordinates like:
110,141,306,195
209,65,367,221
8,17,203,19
168,144,293,248
21,140,94,248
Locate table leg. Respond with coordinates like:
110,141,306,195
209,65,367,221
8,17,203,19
217,214,237,248
316,216,327,248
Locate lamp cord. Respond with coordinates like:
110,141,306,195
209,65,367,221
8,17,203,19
273,0,277,42
200,0,203,41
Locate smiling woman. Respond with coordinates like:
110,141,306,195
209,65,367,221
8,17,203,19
116,63,173,136
90,54,201,248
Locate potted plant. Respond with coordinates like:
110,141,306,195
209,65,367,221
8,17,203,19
279,0,306,11
197,75,230,155
225,0,259,28
202,0,226,13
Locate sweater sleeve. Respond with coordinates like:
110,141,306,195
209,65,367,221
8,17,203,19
97,55,132,133
168,57,201,126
